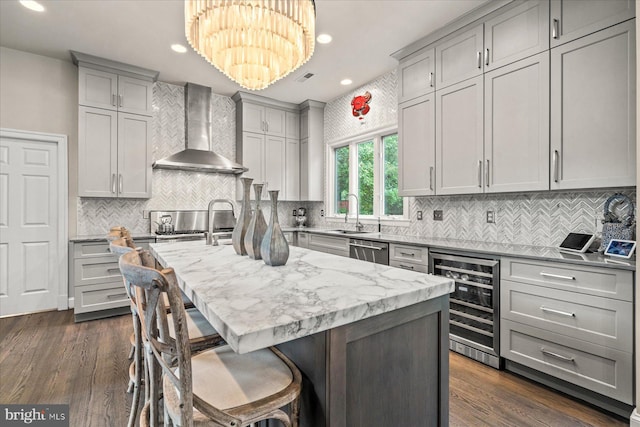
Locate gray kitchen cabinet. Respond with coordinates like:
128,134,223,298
398,94,435,196
484,52,550,193
500,256,634,408
435,76,484,195
234,92,301,200
434,24,483,90
483,0,549,71
78,106,151,198
389,244,428,273
299,100,325,201
550,20,636,190
71,238,153,322
550,0,635,47
397,47,435,103
307,234,349,257
297,231,309,249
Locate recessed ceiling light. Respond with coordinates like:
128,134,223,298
341,79,353,86
317,34,332,44
171,44,188,53
19,0,45,12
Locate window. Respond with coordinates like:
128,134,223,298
329,130,406,220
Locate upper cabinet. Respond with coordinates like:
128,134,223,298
397,47,435,103
72,51,157,199
299,100,325,201
234,92,300,200
398,94,435,196
484,0,549,71
434,24,484,90
550,0,635,47
550,20,636,190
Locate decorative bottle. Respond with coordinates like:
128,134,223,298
261,190,289,266
232,177,253,255
244,183,267,260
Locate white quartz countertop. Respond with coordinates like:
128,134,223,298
150,240,454,354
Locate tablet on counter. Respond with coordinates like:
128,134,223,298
558,232,595,253
604,239,636,259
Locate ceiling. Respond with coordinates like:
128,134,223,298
0,0,489,105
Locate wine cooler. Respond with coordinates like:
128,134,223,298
429,251,502,369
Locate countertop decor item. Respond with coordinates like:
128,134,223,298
244,183,267,260
599,193,635,252
184,0,316,90
261,190,289,266
232,177,253,255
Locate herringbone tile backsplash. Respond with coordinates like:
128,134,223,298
78,78,636,249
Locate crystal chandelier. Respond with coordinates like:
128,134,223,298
185,0,316,91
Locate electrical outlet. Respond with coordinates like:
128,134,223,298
142,210,150,219
486,210,495,223
320,209,324,217
292,209,297,216
417,211,423,220
433,210,443,221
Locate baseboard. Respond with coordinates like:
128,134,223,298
630,408,640,427
68,297,74,309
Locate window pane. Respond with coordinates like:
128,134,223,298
357,141,374,215
383,134,403,215
335,146,350,214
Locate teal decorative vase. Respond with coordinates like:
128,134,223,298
232,177,253,255
244,183,267,260
261,190,289,266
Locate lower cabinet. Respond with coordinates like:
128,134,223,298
296,232,309,249
500,257,634,409
307,234,349,257
389,243,428,273
70,238,153,321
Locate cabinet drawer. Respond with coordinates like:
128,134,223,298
74,282,130,314
501,257,633,301
501,280,632,352
501,319,632,404
389,259,428,273
308,234,349,257
73,241,113,257
73,256,122,286
389,244,428,265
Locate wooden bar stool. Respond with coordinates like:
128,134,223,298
119,249,302,427
110,236,224,427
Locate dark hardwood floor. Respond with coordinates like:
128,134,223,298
0,310,630,426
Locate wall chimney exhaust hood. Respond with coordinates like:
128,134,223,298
153,83,247,174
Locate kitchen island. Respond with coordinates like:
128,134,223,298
150,240,454,427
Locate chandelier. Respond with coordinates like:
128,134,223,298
185,0,316,91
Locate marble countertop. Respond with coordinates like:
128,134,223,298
149,240,454,354
290,228,636,271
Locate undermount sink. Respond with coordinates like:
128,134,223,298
328,229,368,235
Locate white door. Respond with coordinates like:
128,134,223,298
0,129,68,316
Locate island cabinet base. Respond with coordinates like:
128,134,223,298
273,296,450,427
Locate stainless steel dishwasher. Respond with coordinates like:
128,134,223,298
429,251,501,369
349,238,389,265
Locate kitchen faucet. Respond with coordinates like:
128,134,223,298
347,193,364,232
207,199,235,245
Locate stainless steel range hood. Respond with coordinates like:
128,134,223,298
153,83,247,174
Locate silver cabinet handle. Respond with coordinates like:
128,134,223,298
107,293,128,300
429,166,434,191
540,272,575,281
398,264,415,270
485,48,489,66
349,243,385,251
107,268,121,273
553,150,559,183
477,51,482,69
399,251,415,257
119,94,123,108
541,347,575,362
485,159,490,187
540,306,575,317
119,173,123,193
477,160,482,187
111,94,117,106
428,72,434,88
111,173,117,193
552,19,559,39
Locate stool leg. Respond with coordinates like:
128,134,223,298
128,311,143,427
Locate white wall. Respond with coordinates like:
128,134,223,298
0,47,78,235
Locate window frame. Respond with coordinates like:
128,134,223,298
326,126,408,223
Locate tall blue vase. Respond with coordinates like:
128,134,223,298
232,177,253,255
244,183,267,260
261,190,289,266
